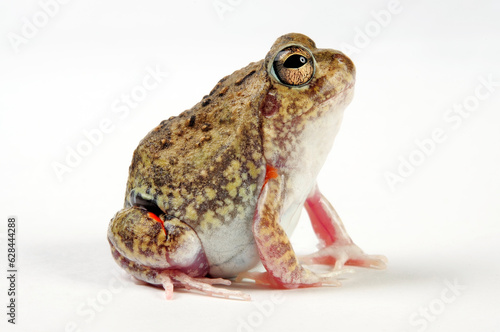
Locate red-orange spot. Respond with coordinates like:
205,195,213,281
148,212,167,236
262,164,278,189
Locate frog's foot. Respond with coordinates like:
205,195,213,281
304,185,387,271
235,270,341,288
300,243,388,271
159,270,251,301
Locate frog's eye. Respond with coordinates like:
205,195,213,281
273,46,314,86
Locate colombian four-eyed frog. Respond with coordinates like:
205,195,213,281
107,33,386,300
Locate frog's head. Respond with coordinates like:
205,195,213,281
260,33,356,168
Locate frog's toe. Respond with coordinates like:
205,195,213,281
299,244,388,271
316,274,342,287
235,270,342,288
160,270,250,301
161,275,174,300
315,266,355,277
348,254,388,270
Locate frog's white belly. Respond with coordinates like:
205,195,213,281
196,203,260,278
201,203,305,278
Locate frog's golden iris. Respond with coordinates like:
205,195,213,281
272,45,314,86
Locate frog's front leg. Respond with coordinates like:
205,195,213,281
237,167,340,288
108,207,250,300
301,184,387,270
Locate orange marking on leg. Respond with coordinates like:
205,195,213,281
261,164,278,192
148,212,167,236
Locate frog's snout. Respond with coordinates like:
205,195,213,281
333,52,356,78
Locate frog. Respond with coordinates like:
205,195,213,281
107,33,387,300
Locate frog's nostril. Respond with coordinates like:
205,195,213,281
129,191,164,217
333,53,355,76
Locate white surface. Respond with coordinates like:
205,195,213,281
1,0,499,331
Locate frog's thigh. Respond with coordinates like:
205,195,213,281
107,207,209,285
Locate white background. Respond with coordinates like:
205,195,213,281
1,0,499,331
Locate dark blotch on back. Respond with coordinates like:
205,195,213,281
209,76,228,95
201,97,211,107
188,115,196,127
235,70,256,86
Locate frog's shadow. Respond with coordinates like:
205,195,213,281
129,262,449,300
33,240,449,298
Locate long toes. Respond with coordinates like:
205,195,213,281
326,267,355,277
157,270,251,300
160,277,174,300
377,255,389,264
348,255,388,270
176,273,250,301
367,255,388,269
190,281,250,300
317,275,342,287
298,253,336,266
192,277,232,286
210,287,251,301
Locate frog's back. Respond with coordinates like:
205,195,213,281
125,61,268,276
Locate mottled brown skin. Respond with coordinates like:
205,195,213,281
125,60,268,235
109,207,209,284
107,33,384,300
108,59,272,289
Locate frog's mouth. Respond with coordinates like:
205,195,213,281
318,81,355,108
292,81,355,124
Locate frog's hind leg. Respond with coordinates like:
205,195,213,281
108,207,250,300
238,168,342,289
301,184,387,270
